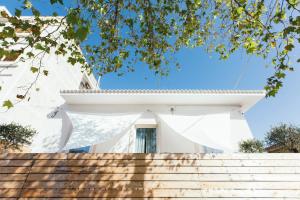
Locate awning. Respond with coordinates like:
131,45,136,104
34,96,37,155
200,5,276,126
157,112,233,152
63,111,142,150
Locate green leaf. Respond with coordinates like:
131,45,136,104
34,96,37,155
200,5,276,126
275,71,286,79
195,0,201,6
285,44,294,51
236,7,244,15
30,67,39,73
50,0,64,5
34,43,46,51
3,100,13,109
16,94,25,99
43,70,48,76
15,9,22,17
32,8,40,17
67,57,77,65
243,38,258,54
26,52,34,58
24,0,32,9
76,26,90,41
270,41,276,48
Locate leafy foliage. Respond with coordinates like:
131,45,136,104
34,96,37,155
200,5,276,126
2,100,13,109
0,123,36,152
1,0,300,107
265,123,300,153
239,138,265,153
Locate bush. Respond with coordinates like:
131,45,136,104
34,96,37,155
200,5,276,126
239,139,265,153
0,123,36,152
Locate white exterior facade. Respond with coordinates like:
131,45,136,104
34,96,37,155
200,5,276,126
0,6,265,153
60,90,264,153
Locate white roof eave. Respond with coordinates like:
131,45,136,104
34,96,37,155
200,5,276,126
60,90,265,112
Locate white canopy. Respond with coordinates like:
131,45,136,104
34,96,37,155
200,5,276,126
157,112,233,152
63,111,141,150
63,107,236,152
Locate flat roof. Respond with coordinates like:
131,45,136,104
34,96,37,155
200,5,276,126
61,89,265,112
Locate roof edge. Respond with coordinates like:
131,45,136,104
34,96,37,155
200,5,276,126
60,89,266,95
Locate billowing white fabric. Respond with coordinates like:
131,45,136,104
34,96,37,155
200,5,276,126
64,112,141,150
157,112,234,152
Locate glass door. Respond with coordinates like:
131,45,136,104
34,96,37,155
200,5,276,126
135,128,156,153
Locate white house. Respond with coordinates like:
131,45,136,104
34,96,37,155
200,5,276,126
0,6,98,152
59,89,265,153
0,6,265,153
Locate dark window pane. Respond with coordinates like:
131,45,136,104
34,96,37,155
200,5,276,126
69,146,90,153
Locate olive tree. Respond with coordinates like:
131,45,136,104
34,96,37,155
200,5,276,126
265,123,300,153
0,123,36,152
1,0,300,108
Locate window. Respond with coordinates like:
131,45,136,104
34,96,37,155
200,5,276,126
69,146,90,153
79,81,91,89
135,128,157,153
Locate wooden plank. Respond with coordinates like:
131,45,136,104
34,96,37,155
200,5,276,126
26,173,300,181
32,153,300,160
0,181,24,189
33,153,67,160
17,198,300,200
30,166,300,174
0,160,33,167
0,189,21,198
32,159,300,167
0,174,27,181
0,167,30,174
19,188,300,198
0,153,34,160
23,180,300,190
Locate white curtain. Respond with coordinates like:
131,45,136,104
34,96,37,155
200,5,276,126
63,112,141,150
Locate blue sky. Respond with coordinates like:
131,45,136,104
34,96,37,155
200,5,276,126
2,0,300,140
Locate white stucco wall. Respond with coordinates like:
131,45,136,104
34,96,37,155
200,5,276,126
0,24,98,152
230,110,253,150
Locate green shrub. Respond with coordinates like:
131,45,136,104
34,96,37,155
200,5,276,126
239,139,265,153
0,123,36,152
